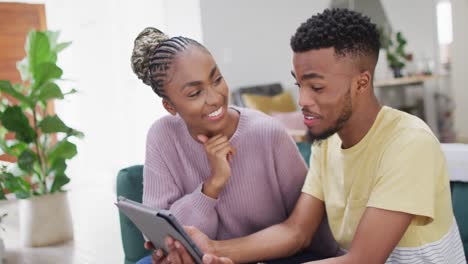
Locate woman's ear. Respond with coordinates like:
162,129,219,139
162,99,177,116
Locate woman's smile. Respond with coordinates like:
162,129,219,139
206,106,225,121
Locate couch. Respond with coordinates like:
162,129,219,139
116,143,468,264
231,83,284,108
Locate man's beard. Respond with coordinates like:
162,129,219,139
306,89,352,145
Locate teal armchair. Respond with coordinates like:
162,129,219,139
116,165,151,264
116,143,468,263
452,182,468,257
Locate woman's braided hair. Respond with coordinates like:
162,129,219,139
131,27,205,98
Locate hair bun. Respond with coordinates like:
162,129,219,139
131,27,169,86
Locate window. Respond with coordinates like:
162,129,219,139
437,0,453,69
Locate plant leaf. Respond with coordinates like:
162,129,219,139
15,191,31,199
69,129,84,138
48,140,77,162
50,158,67,175
55,41,72,53
50,173,70,193
63,88,77,96
33,63,63,88
16,58,32,82
18,149,37,172
27,31,52,71
2,173,17,191
3,172,30,199
9,142,29,156
0,130,13,156
0,106,36,143
0,80,33,107
0,170,6,199
36,83,64,102
45,31,59,52
38,115,83,138
0,187,6,200
15,177,31,199
38,115,69,133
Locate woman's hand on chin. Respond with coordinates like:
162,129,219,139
198,134,236,199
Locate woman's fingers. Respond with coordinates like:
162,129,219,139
215,145,236,159
199,134,236,160
205,135,228,150
210,141,231,156
197,134,209,143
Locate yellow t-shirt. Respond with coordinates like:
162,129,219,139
302,106,465,263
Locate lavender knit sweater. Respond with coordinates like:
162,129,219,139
142,107,307,241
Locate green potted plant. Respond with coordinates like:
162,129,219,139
0,30,82,247
383,31,411,78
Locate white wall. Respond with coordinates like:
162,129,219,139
164,0,204,41
451,0,468,142
381,0,440,74
1,0,203,262
0,0,203,184
199,0,442,94
49,0,168,185
199,0,330,92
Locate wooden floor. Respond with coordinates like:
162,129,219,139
0,174,124,264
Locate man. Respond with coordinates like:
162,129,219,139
156,8,466,264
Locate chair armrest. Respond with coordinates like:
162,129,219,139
116,165,151,264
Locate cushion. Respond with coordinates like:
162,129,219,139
231,83,283,107
271,111,307,131
441,143,468,182
242,92,296,114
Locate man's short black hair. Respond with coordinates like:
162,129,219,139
291,8,380,58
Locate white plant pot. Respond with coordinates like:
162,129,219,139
19,192,73,247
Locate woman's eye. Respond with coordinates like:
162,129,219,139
294,82,300,88
188,90,201,97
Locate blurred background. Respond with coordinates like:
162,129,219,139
0,0,467,263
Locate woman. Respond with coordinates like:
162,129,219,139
130,27,336,264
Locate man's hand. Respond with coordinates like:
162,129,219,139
142,226,219,264
144,238,199,264
143,241,166,264
202,255,233,264
153,235,233,264
183,226,215,254
164,242,234,264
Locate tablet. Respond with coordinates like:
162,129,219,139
115,196,204,263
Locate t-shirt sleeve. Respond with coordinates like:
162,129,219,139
302,143,324,201
367,130,443,225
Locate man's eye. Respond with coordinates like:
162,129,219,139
312,86,324,91
188,90,201,97
213,76,223,85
